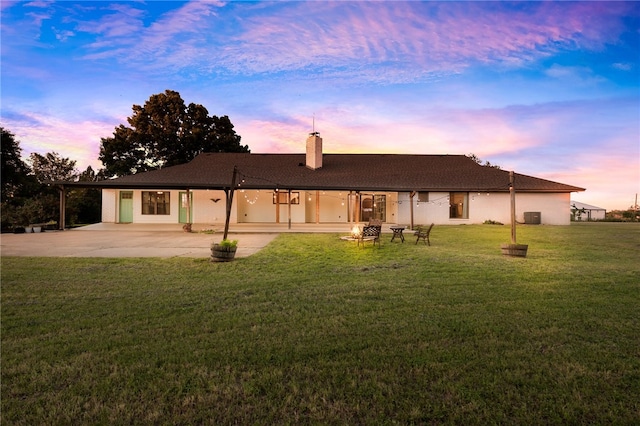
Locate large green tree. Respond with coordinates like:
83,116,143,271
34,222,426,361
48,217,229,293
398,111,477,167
99,90,249,177
26,152,79,226
67,166,104,225
29,152,78,183
1,128,102,229
1,127,36,203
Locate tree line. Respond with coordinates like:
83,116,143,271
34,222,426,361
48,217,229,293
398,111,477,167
1,90,249,231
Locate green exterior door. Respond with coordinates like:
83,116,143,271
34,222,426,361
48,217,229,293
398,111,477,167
179,192,193,223
119,191,133,223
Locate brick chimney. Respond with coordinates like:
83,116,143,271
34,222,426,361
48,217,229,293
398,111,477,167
306,132,323,170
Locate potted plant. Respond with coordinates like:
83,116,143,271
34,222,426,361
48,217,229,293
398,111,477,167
211,239,238,262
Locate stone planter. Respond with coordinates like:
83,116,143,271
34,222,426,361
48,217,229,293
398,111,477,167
211,244,237,262
501,244,528,257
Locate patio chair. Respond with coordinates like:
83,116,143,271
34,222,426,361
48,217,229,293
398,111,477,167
358,225,381,247
368,218,383,227
415,223,434,246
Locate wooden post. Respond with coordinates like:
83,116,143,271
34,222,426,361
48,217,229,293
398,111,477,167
351,192,356,223
59,186,66,230
186,189,191,224
316,190,320,224
184,188,192,232
510,171,516,244
275,189,280,223
288,189,292,229
223,166,238,241
409,191,416,230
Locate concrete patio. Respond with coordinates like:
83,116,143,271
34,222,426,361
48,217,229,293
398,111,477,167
1,222,396,258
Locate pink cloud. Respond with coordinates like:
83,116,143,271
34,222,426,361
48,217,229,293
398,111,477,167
80,1,224,68
5,112,115,171
49,1,634,83
525,147,639,211
219,1,631,78
234,95,638,211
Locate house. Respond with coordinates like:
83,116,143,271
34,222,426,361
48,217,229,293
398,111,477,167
570,201,606,221
61,133,585,228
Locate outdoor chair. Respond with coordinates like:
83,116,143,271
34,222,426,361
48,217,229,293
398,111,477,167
358,225,381,247
415,223,434,245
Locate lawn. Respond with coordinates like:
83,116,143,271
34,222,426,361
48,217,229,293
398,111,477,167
2,223,639,424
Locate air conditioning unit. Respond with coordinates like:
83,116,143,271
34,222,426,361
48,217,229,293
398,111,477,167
524,212,541,224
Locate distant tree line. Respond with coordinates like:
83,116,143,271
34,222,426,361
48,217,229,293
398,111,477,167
603,209,640,222
1,90,249,231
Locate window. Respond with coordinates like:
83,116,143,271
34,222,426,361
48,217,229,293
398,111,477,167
273,191,300,204
417,192,429,202
361,194,386,222
449,192,468,219
142,191,170,215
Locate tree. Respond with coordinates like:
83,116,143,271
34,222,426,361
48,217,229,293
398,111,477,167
1,128,41,230
1,130,102,229
1,127,35,203
24,152,79,226
29,152,78,184
68,166,103,225
467,153,501,169
99,90,249,177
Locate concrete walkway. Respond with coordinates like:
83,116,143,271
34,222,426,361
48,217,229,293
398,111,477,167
0,222,376,259
0,224,279,258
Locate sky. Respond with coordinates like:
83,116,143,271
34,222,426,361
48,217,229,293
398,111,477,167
1,1,639,211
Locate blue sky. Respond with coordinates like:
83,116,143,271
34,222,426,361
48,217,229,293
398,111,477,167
1,1,638,210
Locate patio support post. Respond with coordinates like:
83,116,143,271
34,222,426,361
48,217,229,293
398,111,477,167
185,188,192,232
288,189,292,229
355,192,361,223
510,171,516,244
409,191,416,230
223,166,238,241
59,185,66,230
275,189,280,223
316,190,320,224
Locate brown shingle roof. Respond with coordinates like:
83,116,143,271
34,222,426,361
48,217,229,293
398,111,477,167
69,153,585,193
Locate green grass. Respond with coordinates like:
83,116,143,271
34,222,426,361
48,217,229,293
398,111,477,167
2,223,639,424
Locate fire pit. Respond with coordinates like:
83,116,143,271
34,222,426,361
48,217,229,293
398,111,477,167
340,225,361,241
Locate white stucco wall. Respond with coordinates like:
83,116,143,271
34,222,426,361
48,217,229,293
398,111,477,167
396,191,572,226
317,192,349,223
236,190,305,223
190,190,228,224
102,189,235,225
102,189,572,225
